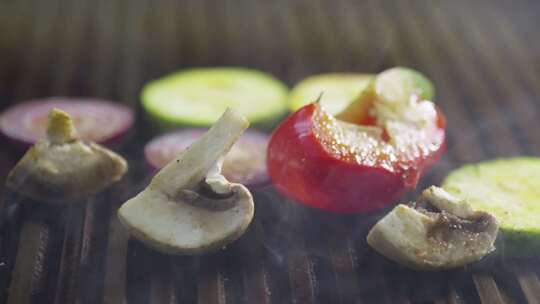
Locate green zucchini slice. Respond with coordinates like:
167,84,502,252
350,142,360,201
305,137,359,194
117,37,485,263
142,67,288,128
288,73,373,114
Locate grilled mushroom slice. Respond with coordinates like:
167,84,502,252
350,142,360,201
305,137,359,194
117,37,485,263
117,108,254,255
367,186,499,270
6,109,127,204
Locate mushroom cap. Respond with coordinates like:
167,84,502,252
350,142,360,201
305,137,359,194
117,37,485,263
367,186,499,270
117,108,254,255
6,109,127,203
118,183,253,254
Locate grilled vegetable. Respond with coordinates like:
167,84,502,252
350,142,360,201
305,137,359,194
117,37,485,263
443,157,540,257
0,98,134,148
289,73,373,114
118,108,254,255
141,67,288,130
145,129,269,187
6,109,128,204
367,186,499,270
267,67,445,213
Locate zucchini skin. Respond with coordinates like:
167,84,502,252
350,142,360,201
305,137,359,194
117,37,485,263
443,157,540,257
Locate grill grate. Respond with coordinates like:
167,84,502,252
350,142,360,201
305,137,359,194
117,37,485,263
1,0,540,303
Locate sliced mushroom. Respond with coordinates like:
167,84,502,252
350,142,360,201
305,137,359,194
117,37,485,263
6,109,127,204
117,108,254,255
367,186,499,270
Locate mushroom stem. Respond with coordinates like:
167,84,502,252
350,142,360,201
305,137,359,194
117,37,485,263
418,186,474,218
46,108,77,144
151,108,249,197
204,157,231,195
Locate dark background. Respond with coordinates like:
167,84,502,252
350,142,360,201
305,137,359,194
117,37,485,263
0,0,540,303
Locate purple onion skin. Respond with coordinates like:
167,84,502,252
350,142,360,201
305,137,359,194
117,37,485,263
0,98,135,152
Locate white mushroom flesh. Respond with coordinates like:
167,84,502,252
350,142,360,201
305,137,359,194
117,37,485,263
367,186,499,270
6,109,127,203
118,108,254,255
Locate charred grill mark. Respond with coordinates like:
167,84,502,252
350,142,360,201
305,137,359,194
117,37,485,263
77,195,113,304
126,240,151,304
52,206,85,304
102,208,129,304
171,256,198,304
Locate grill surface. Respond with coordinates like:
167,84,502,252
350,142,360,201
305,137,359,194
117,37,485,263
1,0,540,303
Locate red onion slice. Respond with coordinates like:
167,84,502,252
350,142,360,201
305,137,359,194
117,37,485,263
0,97,134,148
145,129,269,187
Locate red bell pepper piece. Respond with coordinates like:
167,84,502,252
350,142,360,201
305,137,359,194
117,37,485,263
267,69,445,213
